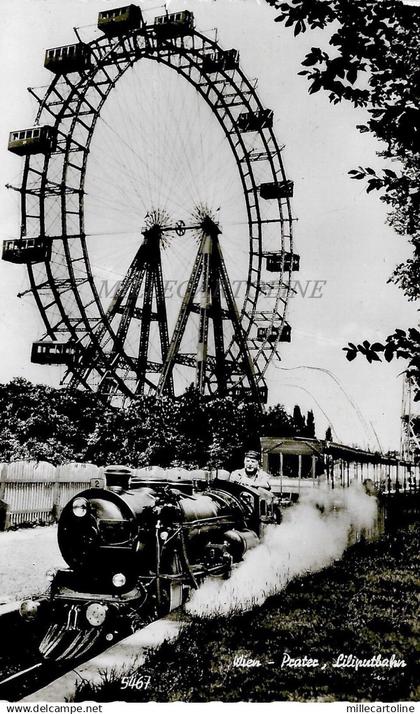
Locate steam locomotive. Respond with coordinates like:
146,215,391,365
20,466,279,661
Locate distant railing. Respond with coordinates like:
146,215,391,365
0,461,105,530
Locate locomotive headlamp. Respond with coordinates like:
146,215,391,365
72,497,88,517
20,599,41,622
112,572,127,588
160,530,169,541
86,602,108,627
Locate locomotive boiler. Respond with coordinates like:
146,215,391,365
20,466,278,661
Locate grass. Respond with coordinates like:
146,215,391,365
74,524,420,703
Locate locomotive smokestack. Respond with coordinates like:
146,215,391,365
104,465,133,492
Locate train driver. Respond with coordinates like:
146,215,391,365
230,450,271,490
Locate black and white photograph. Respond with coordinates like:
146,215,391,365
0,0,419,707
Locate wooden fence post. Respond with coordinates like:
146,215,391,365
0,465,10,530
52,466,61,522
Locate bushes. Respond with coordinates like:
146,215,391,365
0,379,295,469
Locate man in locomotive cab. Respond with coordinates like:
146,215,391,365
230,450,271,491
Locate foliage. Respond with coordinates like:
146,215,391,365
306,409,316,437
343,328,420,400
266,0,420,395
291,405,317,437
0,379,301,470
292,404,306,435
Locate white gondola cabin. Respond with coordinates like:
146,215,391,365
256,324,291,343
8,126,56,156
2,238,51,264
202,49,239,73
237,109,273,132
260,180,294,199
98,5,143,36
266,252,300,272
154,11,194,39
44,43,91,74
31,341,77,365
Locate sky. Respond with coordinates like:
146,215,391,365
0,0,418,452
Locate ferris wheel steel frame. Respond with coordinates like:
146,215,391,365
12,11,296,406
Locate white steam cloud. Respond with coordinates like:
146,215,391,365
186,481,377,617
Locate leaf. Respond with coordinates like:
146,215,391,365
384,346,395,362
409,328,420,341
366,179,382,193
309,80,322,94
347,66,358,84
343,348,358,362
294,19,306,36
302,52,318,67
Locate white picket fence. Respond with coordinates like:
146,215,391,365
0,461,105,529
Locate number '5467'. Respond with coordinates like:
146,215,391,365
121,675,151,690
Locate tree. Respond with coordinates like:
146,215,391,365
0,379,297,470
325,425,333,442
267,0,420,397
305,409,316,437
293,404,306,435
260,403,295,437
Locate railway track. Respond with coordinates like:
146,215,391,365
0,613,183,702
0,601,172,702
0,604,81,700
0,663,46,701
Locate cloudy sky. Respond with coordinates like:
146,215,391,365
0,0,417,451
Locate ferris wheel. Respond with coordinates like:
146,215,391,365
4,4,299,407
